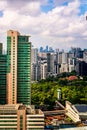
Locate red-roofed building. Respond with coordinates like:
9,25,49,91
68,76,78,81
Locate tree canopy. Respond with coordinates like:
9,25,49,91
31,74,87,110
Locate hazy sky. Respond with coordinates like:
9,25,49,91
0,0,87,50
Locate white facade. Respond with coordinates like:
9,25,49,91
31,47,38,64
66,101,81,123
38,52,47,59
27,114,44,129
62,52,68,64
60,63,68,73
41,62,47,79
31,47,38,81
68,65,75,72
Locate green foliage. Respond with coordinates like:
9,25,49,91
31,82,58,108
70,70,77,76
58,79,68,86
31,76,87,109
83,76,87,81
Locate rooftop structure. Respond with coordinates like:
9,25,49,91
66,101,87,123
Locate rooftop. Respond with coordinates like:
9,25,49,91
74,104,87,113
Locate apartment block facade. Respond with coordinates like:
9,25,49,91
0,104,44,130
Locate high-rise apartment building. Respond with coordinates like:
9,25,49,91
31,47,38,81
47,53,54,75
58,52,62,64
0,31,44,130
76,60,87,76
7,30,31,105
62,52,68,64
41,61,47,79
31,47,38,64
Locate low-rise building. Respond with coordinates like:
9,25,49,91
66,101,87,123
66,101,81,123
0,104,44,130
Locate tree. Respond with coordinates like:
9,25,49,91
31,78,87,110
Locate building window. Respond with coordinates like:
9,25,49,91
20,115,23,130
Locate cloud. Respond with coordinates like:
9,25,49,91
0,1,7,11
53,0,74,6
0,0,87,51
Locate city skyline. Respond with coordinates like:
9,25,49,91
0,0,87,50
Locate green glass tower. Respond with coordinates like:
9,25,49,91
17,36,31,105
7,30,31,105
0,43,7,104
0,43,2,54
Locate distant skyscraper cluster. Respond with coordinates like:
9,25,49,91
31,46,87,81
40,45,54,53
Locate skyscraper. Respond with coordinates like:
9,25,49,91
7,30,31,105
31,47,38,64
0,31,44,130
62,52,68,64
0,43,2,54
47,53,54,75
0,43,7,104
